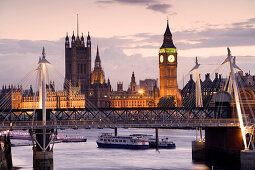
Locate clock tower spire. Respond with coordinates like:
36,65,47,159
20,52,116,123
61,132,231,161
159,20,182,106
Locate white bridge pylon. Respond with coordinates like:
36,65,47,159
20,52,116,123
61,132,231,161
35,47,52,152
190,48,253,150
37,47,50,126
222,47,250,150
189,57,203,107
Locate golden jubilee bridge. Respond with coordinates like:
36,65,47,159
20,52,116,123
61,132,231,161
0,106,253,130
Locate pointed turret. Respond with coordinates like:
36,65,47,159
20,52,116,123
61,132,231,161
71,31,75,47
160,19,175,49
65,32,69,41
38,47,50,64
96,45,99,58
164,19,172,36
81,33,85,46
42,47,46,59
87,32,91,48
87,32,91,40
72,31,75,40
65,32,70,48
95,45,101,68
81,33,84,41
91,45,105,84
131,72,135,83
130,72,136,93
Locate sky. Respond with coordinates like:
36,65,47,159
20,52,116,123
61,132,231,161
0,0,255,90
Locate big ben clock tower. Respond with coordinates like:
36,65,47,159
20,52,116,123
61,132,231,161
159,20,182,106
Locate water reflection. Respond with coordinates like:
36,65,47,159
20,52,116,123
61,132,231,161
11,128,228,169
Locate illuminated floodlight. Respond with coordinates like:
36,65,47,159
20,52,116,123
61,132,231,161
138,89,144,94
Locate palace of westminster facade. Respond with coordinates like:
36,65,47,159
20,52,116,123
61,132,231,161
1,20,254,109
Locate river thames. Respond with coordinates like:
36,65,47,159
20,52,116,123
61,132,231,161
12,128,211,170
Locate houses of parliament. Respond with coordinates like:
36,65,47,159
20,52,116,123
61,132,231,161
0,20,184,109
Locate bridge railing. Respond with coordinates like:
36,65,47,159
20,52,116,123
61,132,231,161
0,107,224,122
0,118,253,130
0,107,251,130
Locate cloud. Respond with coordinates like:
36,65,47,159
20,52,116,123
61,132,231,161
123,18,255,51
96,0,114,4
1,18,255,90
98,0,157,4
96,0,172,13
147,3,172,13
116,0,157,4
174,18,255,50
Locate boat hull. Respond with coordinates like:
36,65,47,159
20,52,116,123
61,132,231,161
62,138,87,143
97,142,149,149
149,142,176,149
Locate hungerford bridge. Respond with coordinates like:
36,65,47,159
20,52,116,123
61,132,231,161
0,48,255,170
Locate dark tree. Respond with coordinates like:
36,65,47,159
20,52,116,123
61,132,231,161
157,96,176,107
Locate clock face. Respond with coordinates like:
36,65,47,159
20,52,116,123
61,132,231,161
89,91,94,96
168,55,175,63
160,55,164,63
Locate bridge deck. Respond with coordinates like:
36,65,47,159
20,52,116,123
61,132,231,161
0,119,252,130
0,107,254,130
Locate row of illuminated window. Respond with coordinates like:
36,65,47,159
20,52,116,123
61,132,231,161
21,101,84,109
112,100,146,107
100,138,127,143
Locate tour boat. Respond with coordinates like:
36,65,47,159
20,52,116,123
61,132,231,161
149,137,176,149
57,136,87,143
130,134,176,149
96,133,149,149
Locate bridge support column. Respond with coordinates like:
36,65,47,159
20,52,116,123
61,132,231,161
33,150,53,170
31,109,55,170
204,127,244,169
32,128,54,170
192,127,205,162
155,128,159,149
0,133,12,170
192,140,205,162
114,127,117,136
240,150,255,170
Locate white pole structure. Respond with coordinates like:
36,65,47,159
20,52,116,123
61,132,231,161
38,64,42,109
42,63,46,126
227,47,248,149
38,47,50,151
190,57,203,107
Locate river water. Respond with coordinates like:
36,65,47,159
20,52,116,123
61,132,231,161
12,128,211,170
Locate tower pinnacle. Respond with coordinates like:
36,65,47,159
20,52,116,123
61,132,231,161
160,19,175,49
95,45,101,68
96,44,99,57
164,19,172,36
42,47,46,59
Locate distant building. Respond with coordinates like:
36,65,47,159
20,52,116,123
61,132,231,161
65,31,91,95
110,72,159,108
140,79,158,96
65,17,112,108
181,73,229,107
88,46,111,108
0,82,85,109
236,71,255,91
